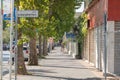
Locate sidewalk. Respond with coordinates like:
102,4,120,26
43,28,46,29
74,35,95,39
4,47,117,80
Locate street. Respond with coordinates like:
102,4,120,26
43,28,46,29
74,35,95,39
2,51,10,76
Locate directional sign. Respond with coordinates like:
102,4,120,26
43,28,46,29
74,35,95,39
17,10,38,17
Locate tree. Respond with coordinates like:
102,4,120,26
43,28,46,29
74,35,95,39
48,0,82,39
3,21,10,44
14,0,28,75
14,0,83,74
76,12,87,58
3,29,9,44
18,0,50,65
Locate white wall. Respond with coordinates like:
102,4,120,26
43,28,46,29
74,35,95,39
107,21,115,74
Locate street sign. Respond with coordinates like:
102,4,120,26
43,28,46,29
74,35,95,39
3,14,11,20
66,33,75,38
3,8,16,20
3,0,11,14
17,10,38,17
3,0,16,21
3,0,11,20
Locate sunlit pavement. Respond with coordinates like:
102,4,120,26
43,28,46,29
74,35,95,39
4,47,117,80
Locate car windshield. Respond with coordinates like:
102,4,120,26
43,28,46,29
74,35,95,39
23,47,27,50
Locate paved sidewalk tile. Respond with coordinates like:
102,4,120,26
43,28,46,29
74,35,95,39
3,47,118,80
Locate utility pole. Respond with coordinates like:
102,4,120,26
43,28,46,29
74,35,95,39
103,0,107,80
0,0,3,79
9,0,14,80
104,12,107,80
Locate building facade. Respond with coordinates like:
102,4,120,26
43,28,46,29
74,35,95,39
83,0,120,75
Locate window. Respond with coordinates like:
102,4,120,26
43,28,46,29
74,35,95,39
87,19,90,28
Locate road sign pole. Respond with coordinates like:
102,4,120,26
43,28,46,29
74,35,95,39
9,0,14,80
0,0,3,79
14,8,18,80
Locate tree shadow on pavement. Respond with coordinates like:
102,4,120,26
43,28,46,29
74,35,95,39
28,69,56,74
27,68,117,80
29,74,105,80
46,57,75,60
42,65,96,70
3,70,9,76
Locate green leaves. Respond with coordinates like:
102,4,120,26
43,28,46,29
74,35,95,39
76,12,87,43
15,0,83,41
49,0,77,39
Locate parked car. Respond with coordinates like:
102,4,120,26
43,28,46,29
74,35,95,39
23,46,29,61
3,44,9,51
12,46,29,61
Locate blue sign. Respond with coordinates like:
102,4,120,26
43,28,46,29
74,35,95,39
66,33,75,38
3,8,16,21
3,14,11,20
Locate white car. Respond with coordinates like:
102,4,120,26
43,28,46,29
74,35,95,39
12,46,29,61
23,46,29,61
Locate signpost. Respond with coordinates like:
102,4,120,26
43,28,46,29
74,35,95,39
3,0,11,20
1,1,38,80
3,0,15,80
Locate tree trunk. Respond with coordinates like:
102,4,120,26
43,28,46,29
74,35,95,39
28,36,38,65
38,34,42,56
15,0,28,74
43,36,48,56
17,29,28,75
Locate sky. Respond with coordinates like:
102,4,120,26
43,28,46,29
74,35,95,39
76,2,84,12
